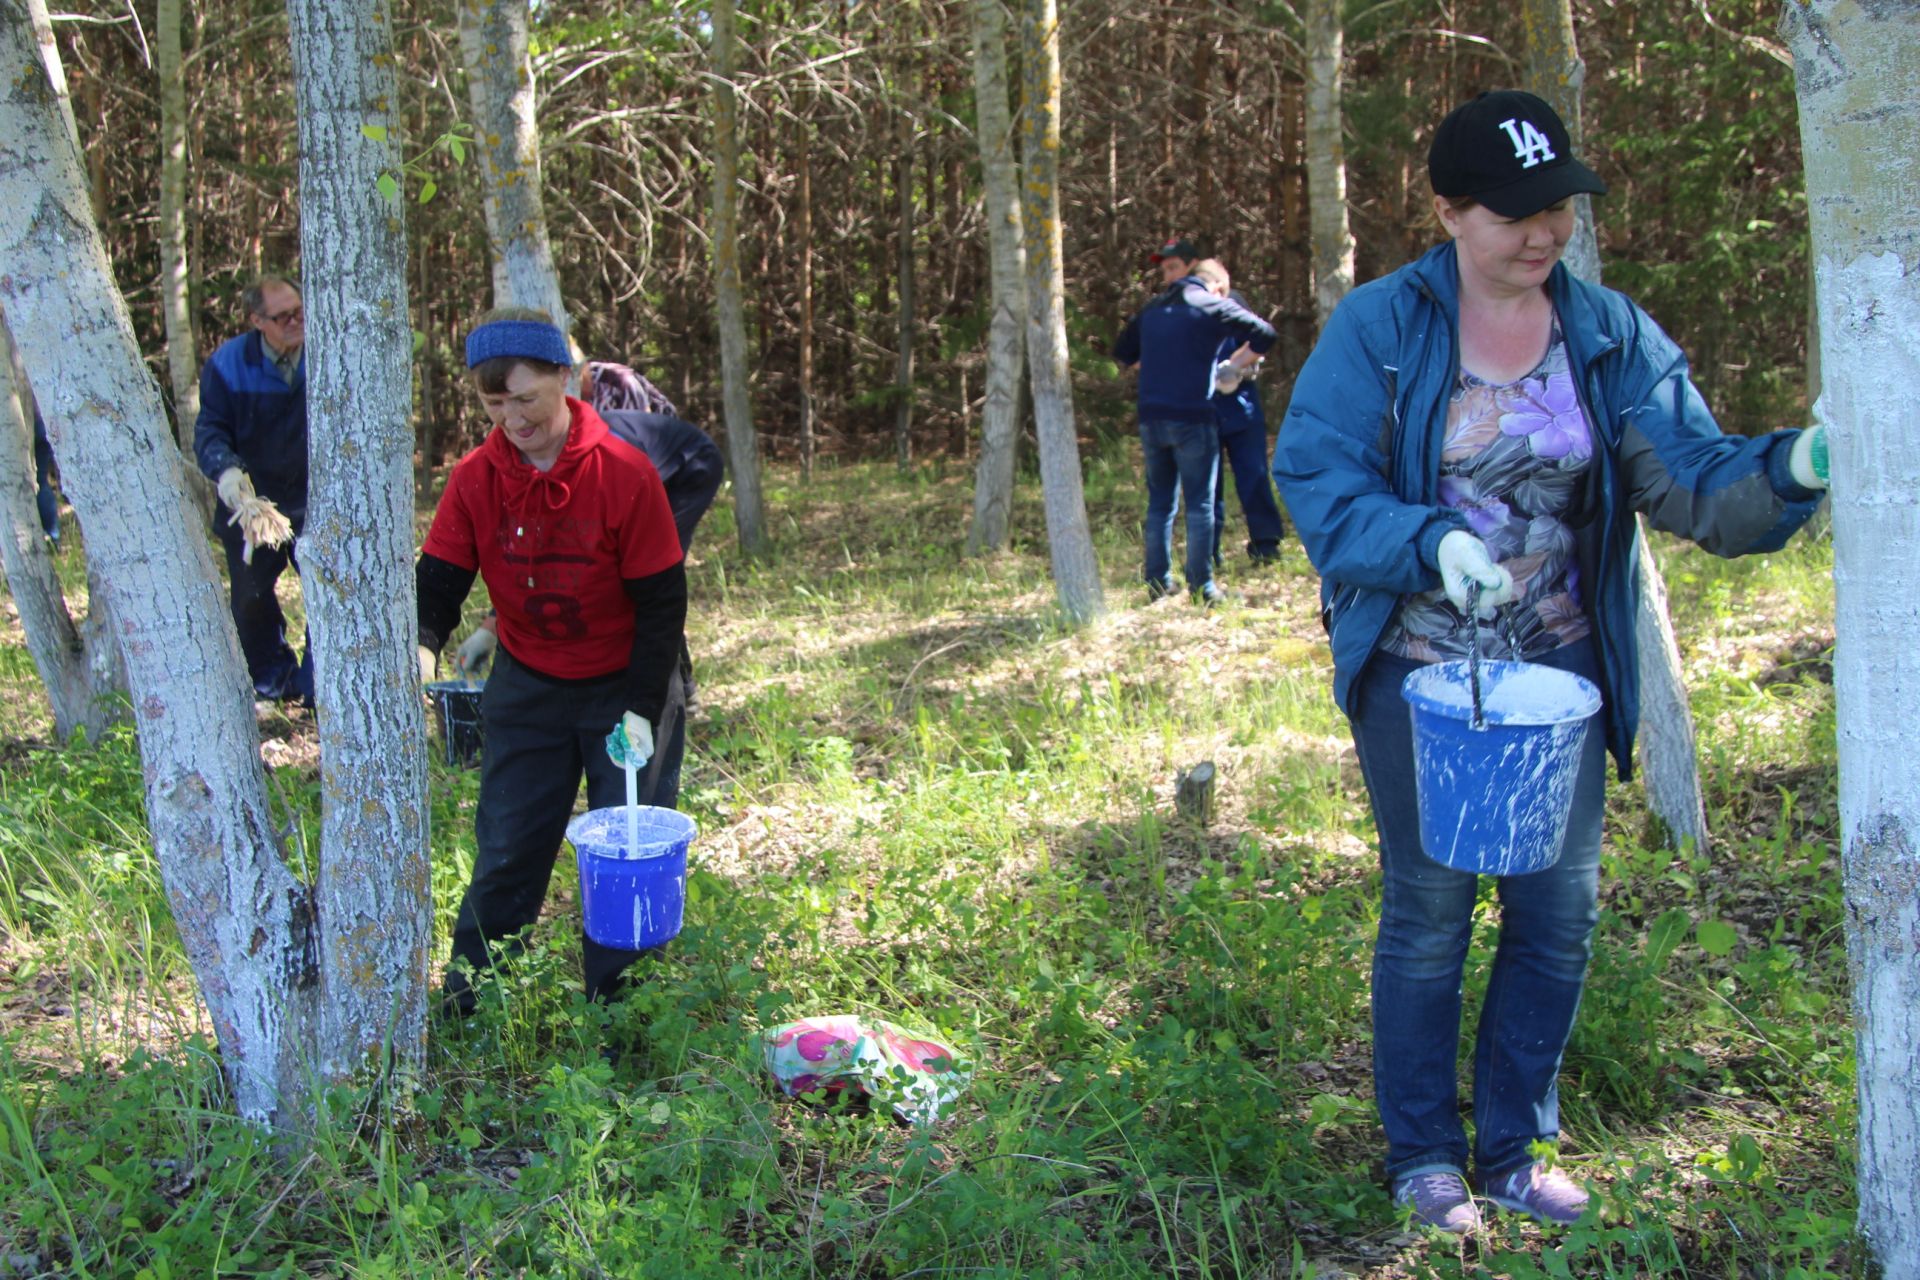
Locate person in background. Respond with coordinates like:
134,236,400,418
31,404,60,548
1114,249,1278,604
1149,236,1200,288
1272,90,1829,1234
1190,259,1288,567
416,308,688,1018
193,276,311,704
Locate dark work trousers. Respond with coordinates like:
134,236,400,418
446,646,687,1011
1210,420,1288,565
217,524,313,702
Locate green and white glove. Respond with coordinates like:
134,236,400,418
605,711,655,769
1436,530,1516,619
1788,417,1830,491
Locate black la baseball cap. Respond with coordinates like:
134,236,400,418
1428,90,1607,218
1149,237,1200,264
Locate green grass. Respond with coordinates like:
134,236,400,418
0,446,1856,1277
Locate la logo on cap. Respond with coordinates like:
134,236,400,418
1498,117,1557,169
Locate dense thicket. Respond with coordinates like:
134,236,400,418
56,0,1805,481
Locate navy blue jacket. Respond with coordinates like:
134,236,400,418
1211,299,1267,441
600,410,725,554
194,331,308,530
1113,280,1277,424
1272,242,1823,780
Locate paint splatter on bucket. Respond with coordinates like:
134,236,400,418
567,805,696,950
425,681,485,769
1401,660,1601,875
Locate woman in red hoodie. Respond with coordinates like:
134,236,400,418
416,309,688,1015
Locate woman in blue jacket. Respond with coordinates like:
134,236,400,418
1272,91,1828,1233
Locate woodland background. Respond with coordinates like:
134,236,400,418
56,0,1808,475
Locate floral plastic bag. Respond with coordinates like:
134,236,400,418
761,1015,971,1125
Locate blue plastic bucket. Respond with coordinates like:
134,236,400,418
1401,660,1601,876
566,806,698,951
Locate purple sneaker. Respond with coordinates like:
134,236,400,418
1392,1169,1481,1234
1484,1162,1589,1225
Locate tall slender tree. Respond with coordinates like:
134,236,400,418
1786,4,1920,1273
1303,0,1354,327
966,0,1025,556
711,0,767,555
286,0,432,1085
156,0,198,437
1017,0,1102,622
457,0,569,332
1522,0,1710,855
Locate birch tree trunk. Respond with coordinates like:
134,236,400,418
456,0,569,333
287,0,432,1084
0,0,317,1124
1303,0,1354,328
966,0,1025,557
1522,0,1709,854
710,0,767,555
1017,0,1103,623
157,0,199,437
1785,5,1920,1272
0,319,121,741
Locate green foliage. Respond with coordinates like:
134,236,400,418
0,451,1853,1276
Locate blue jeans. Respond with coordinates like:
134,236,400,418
1139,417,1219,593
1211,419,1287,563
1348,639,1606,1183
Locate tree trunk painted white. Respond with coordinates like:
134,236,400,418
0,318,122,741
287,0,432,1085
0,0,316,1124
710,0,766,555
25,0,77,148
1786,5,1920,1272
1017,0,1103,624
1522,0,1709,853
1303,0,1354,328
156,0,199,437
455,0,569,334
966,0,1025,557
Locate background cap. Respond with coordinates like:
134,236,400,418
1149,237,1200,264
1427,90,1607,218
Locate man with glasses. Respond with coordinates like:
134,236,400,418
194,275,313,704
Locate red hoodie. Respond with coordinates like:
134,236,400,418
423,397,682,679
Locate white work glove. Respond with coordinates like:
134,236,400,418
1436,530,1516,618
217,467,293,565
1788,420,1830,491
417,645,438,685
621,711,655,766
1213,360,1246,394
454,626,497,678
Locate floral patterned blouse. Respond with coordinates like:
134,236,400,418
1379,321,1594,662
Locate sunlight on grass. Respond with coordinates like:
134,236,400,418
0,451,1853,1277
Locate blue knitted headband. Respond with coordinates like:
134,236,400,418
465,319,571,369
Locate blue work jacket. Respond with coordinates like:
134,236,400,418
194,330,309,529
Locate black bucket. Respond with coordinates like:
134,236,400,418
425,681,486,769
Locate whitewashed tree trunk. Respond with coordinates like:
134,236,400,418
1303,0,1354,328
1522,0,1710,853
1786,5,1920,1273
0,318,122,741
1017,0,1103,623
456,0,568,333
966,0,1025,557
710,0,767,555
0,0,316,1123
156,0,199,437
287,0,432,1084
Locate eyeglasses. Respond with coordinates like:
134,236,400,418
260,306,304,326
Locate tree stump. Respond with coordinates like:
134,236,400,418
1176,761,1217,825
